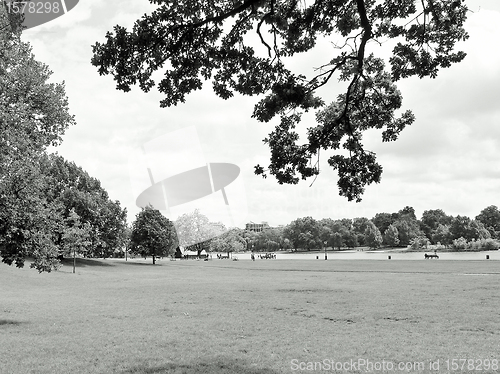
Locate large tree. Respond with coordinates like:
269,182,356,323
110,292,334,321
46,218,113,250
372,212,396,236
130,206,178,264
364,221,382,249
40,154,128,259
391,206,422,246
284,216,320,250
0,6,76,271
449,216,490,242
209,228,246,256
394,218,420,246
174,209,226,248
318,218,355,250
92,0,468,201
476,205,500,239
420,208,453,242
352,217,371,246
383,224,399,247
432,223,451,246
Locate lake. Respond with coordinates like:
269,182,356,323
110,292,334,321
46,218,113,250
230,250,498,261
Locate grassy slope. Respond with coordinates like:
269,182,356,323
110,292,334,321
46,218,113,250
1,259,500,373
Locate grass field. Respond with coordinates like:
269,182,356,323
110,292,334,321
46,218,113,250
1,257,500,373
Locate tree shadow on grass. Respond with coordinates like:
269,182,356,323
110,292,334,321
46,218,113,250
121,358,282,374
119,261,160,266
0,319,23,326
60,258,168,268
59,258,115,268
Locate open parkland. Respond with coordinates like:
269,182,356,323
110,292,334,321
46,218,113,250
1,251,500,374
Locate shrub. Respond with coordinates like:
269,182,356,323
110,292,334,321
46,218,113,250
451,237,500,251
480,238,500,250
452,237,468,250
409,236,430,250
427,243,446,251
469,239,481,251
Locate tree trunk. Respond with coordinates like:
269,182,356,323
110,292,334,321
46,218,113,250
152,255,156,265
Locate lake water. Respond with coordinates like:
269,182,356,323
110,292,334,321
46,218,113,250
228,250,499,261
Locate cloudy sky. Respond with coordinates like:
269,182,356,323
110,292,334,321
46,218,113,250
21,0,500,228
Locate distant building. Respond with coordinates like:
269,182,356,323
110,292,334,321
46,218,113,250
245,221,270,232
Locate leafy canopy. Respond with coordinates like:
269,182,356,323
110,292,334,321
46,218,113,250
130,205,178,263
92,0,468,201
1,6,127,271
174,209,225,248
209,228,246,253
40,153,129,259
0,6,76,272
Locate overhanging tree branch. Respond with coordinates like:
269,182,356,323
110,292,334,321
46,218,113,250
92,0,469,202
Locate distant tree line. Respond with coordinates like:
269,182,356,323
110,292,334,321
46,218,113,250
133,205,500,259
274,206,500,251
98,201,500,268
175,206,500,254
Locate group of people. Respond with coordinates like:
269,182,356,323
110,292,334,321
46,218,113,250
251,252,276,260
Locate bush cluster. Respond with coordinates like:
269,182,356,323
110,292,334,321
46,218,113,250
409,236,430,250
451,237,500,251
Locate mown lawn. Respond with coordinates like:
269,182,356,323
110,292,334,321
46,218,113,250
1,258,500,373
